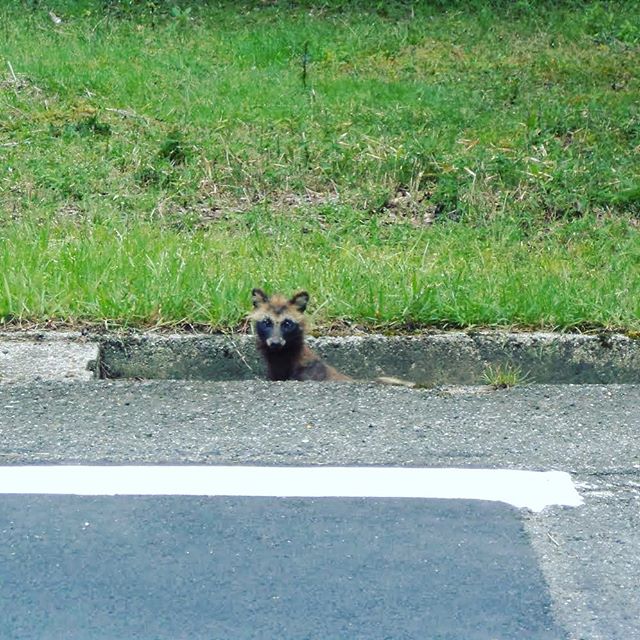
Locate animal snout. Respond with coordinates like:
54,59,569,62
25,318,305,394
266,337,286,349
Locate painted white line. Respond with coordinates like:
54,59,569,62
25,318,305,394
0,466,582,512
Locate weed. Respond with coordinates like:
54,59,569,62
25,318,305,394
158,129,189,166
482,363,531,389
72,115,112,138
49,115,112,139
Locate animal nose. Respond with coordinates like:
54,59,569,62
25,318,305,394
266,337,285,348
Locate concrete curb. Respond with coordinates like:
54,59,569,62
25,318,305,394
3,330,637,384
97,331,640,384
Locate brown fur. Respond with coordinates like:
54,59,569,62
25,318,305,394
250,288,351,382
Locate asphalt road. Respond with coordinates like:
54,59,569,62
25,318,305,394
1,495,564,640
1,380,639,639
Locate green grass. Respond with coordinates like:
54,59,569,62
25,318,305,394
2,212,637,331
0,1,638,331
482,363,531,389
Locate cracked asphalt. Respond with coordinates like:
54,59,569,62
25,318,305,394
1,380,639,639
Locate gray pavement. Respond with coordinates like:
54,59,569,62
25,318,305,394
0,380,639,639
0,335,97,383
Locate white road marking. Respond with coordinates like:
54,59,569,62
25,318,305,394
0,466,582,512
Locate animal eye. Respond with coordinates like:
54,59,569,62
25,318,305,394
281,318,295,331
260,317,273,328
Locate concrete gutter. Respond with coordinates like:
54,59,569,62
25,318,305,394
3,330,636,384
97,332,640,384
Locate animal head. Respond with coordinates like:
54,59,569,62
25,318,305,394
250,288,309,351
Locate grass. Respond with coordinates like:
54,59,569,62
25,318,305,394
0,0,638,332
482,363,531,389
3,212,637,331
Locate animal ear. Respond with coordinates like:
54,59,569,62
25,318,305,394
290,291,309,313
251,288,269,308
